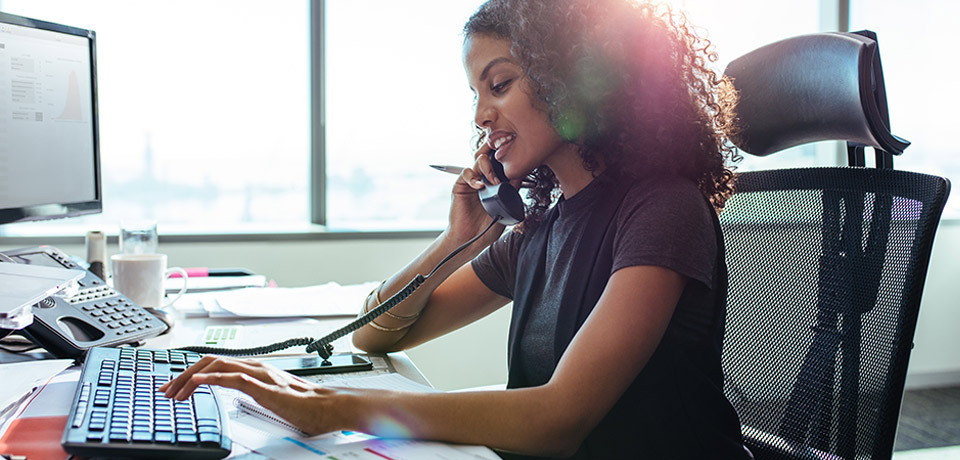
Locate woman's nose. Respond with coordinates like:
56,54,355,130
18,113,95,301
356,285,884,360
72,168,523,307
474,101,496,129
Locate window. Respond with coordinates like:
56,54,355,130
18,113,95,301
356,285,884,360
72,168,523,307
850,0,960,217
323,0,486,231
0,0,311,236
4,0,910,237
324,0,829,231
671,0,837,173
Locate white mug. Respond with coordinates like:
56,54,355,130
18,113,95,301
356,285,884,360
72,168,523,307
111,253,188,309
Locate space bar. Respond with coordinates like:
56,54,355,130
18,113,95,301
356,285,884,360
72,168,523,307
192,393,220,421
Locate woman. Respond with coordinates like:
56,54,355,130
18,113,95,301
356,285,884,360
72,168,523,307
162,0,748,457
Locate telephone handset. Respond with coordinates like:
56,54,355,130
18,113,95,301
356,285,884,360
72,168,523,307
0,246,168,358
478,152,525,225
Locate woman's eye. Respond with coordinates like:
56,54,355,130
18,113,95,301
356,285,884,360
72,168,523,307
492,79,512,94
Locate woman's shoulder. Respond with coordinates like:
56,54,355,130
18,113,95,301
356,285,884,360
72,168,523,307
610,174,717,285
618,175,713,222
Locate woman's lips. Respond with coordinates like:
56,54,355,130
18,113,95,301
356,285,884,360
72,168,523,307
491,136,515,161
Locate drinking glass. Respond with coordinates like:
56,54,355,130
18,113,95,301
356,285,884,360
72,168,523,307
119,219,159,254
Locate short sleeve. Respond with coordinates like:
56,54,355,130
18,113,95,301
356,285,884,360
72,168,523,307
471,228,525,300
612,179,717,289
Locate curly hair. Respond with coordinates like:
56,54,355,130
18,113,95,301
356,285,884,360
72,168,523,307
464,0,740,229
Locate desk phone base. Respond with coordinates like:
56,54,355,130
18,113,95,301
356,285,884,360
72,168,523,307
0,246,168,357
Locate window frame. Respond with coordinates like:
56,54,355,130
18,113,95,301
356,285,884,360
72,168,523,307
311,0,326,226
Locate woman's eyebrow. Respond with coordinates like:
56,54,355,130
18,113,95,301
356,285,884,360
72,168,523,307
479,57,513,82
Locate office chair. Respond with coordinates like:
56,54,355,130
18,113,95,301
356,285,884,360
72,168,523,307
717,31,951,460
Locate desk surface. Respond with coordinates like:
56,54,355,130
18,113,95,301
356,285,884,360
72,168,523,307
0,315,482,459
143,314,430,386
0,314,429,387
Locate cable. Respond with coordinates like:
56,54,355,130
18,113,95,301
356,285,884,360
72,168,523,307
0,333,42,353
425,218,500,279
174,217,501,360
175,337,316,356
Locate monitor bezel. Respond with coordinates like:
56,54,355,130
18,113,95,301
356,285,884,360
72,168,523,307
0,11,101,225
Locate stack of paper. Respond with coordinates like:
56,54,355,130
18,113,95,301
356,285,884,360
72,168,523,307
174,281,378,319
0,364,79,458
0,359,74,436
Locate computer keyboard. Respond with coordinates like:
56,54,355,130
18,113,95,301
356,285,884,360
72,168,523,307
62,347,232,459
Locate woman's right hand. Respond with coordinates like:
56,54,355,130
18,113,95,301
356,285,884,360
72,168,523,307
159,355,345,436
446,142,514,247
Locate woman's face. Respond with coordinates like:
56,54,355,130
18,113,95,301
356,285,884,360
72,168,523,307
463,34,568,179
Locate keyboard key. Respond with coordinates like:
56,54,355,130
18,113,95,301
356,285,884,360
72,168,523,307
199,433,221,446
197,418,219,428
192,394,218,419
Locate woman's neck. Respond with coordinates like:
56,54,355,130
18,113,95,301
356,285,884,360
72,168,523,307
547,146,606,199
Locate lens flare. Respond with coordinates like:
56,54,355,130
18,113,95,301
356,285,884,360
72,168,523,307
556,109,586,141
367,414,413,438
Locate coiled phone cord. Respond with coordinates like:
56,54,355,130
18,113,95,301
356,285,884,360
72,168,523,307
176,217,501,360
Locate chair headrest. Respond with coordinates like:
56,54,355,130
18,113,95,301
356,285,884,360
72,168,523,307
724,31,909,157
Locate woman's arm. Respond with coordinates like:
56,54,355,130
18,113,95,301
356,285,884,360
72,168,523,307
356,264,686,457
161,264,684,457
353,147,519,352
350,231,511,353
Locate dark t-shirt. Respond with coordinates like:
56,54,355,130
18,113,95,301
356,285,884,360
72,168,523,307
471,173,746,459
473,173,717,385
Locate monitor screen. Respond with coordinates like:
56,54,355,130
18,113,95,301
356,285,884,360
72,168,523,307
0,12,100,225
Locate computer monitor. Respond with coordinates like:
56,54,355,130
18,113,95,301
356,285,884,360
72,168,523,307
0,11,100,226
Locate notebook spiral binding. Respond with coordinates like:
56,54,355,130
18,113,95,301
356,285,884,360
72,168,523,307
233,396,307,435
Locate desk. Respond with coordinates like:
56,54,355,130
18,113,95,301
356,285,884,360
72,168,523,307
141,314,432,387
0,314,430,387
0,312,499,459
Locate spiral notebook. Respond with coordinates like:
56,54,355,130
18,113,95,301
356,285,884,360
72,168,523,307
232,373,436,437
233,396,307,435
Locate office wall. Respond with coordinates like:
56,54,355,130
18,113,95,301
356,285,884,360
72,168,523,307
34,220,960,391
904,221,960,388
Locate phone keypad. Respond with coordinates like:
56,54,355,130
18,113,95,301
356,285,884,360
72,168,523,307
67,285,116,304
44,247,166,337
87,299,155,334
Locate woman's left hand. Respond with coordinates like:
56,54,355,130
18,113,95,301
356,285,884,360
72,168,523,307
158,355,343,435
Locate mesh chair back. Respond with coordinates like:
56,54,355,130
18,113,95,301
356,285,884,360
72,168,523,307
719,167,950,459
